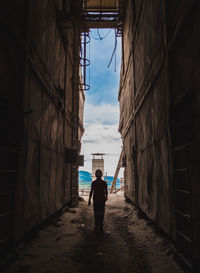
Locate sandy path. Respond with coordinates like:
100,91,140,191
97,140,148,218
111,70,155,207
5,194,183,273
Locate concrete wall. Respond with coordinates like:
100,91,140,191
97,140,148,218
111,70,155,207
0,0,82,254
119,0,200,267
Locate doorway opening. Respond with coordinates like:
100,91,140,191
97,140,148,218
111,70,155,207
79,28,123,196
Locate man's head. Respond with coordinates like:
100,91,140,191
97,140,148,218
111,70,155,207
95,169,103,178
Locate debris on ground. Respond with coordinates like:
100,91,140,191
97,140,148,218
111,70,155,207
124,206,129,211
78,224,85,228
5,195,183,273
78,196,85,202
66,208,76,214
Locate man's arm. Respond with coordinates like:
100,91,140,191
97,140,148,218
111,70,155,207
105,183,108,201
88,187,93,206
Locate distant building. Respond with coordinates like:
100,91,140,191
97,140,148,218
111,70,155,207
91,153,105,181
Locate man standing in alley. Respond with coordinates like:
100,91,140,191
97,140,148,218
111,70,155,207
88,169,108,232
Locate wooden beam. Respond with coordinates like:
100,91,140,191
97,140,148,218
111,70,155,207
110,148,124,193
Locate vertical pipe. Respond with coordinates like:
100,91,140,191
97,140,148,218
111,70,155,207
83,33,86,87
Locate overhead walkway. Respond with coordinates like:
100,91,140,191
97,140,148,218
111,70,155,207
81,0,125,35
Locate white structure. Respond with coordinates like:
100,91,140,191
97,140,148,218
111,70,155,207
91,153,105,181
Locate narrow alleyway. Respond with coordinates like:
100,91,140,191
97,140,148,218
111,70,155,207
5,195,183,273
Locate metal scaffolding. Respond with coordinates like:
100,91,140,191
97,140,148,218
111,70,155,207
81,0,125,36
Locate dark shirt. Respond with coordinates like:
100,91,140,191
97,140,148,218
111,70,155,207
91,178,107,203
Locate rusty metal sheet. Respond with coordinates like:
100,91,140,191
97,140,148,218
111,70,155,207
65,123,72,147
44,1,56,77
57,112,64,153
134,0,163,96
41,94,52,147
167,0,191,42
169,30,195,104
30,0,48,61
59,43,66,90
39,145,51,221
55,154,64,210
23,140,40,234
152,70,167,140
55,35,61,85
49,151,57,213
50,105,58,150
148,0,163,52
137,149,148,211
28,73,42,141
137,138,170,234
123,132,136,202
136,91,154,151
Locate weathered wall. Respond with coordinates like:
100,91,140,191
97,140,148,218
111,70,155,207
119,0,200,267
119,0,171,235
167,0,200,265
0,0,82,255
14,0,81,240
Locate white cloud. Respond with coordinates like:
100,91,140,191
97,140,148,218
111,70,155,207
84,102,119,125
89,30,122,74
79,31,123,178
80,102,123,177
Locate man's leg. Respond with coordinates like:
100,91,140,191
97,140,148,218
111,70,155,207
98,203,105,232
93,203,99,231
94,213,99,230
99,215,104,232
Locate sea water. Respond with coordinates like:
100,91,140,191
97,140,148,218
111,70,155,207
79,170,123,190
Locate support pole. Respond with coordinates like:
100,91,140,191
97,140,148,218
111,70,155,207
110,148,124,194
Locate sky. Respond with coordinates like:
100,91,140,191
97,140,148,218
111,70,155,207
79,29,123,178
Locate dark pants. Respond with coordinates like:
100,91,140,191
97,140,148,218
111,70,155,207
93,202,105,231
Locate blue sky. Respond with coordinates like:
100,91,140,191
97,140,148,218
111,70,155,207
87,29,121,105
79,29,123,177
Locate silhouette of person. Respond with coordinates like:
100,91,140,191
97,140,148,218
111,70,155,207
88,169,108,232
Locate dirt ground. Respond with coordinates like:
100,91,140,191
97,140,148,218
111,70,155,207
5,194,184,273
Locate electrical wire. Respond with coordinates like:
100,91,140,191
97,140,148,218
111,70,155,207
91,29,112,40
97,29,103,40
114,40,116,72
107,29,117,69
90,29,118,72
